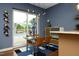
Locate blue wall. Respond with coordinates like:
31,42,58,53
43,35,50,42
1,3,77,49
0,3,46,49
46,3,78,31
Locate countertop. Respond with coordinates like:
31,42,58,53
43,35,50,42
50,31,79,35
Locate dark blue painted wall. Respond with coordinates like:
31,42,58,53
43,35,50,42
46,3,78,31
0,3,46,49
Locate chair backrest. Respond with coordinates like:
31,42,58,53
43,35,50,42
34,36,52,46
34,37,44,46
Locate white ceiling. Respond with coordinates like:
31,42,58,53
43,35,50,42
30,3,58,9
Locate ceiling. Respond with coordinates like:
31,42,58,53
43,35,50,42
30,3,58,9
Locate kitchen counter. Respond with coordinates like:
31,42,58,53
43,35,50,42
50,31,79,35
50,31,79,56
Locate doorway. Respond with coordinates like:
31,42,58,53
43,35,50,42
13,9,39,55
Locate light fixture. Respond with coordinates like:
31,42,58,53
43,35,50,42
38,13,40,16
77,3,79,10
27,9,30,12
47,19,50,23
42,12,46,15
32,10,34,13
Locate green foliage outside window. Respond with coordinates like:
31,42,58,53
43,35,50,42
16,24,24,29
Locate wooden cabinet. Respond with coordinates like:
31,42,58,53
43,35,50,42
45,27,51,36
45,27,59,56
50,31,79,56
